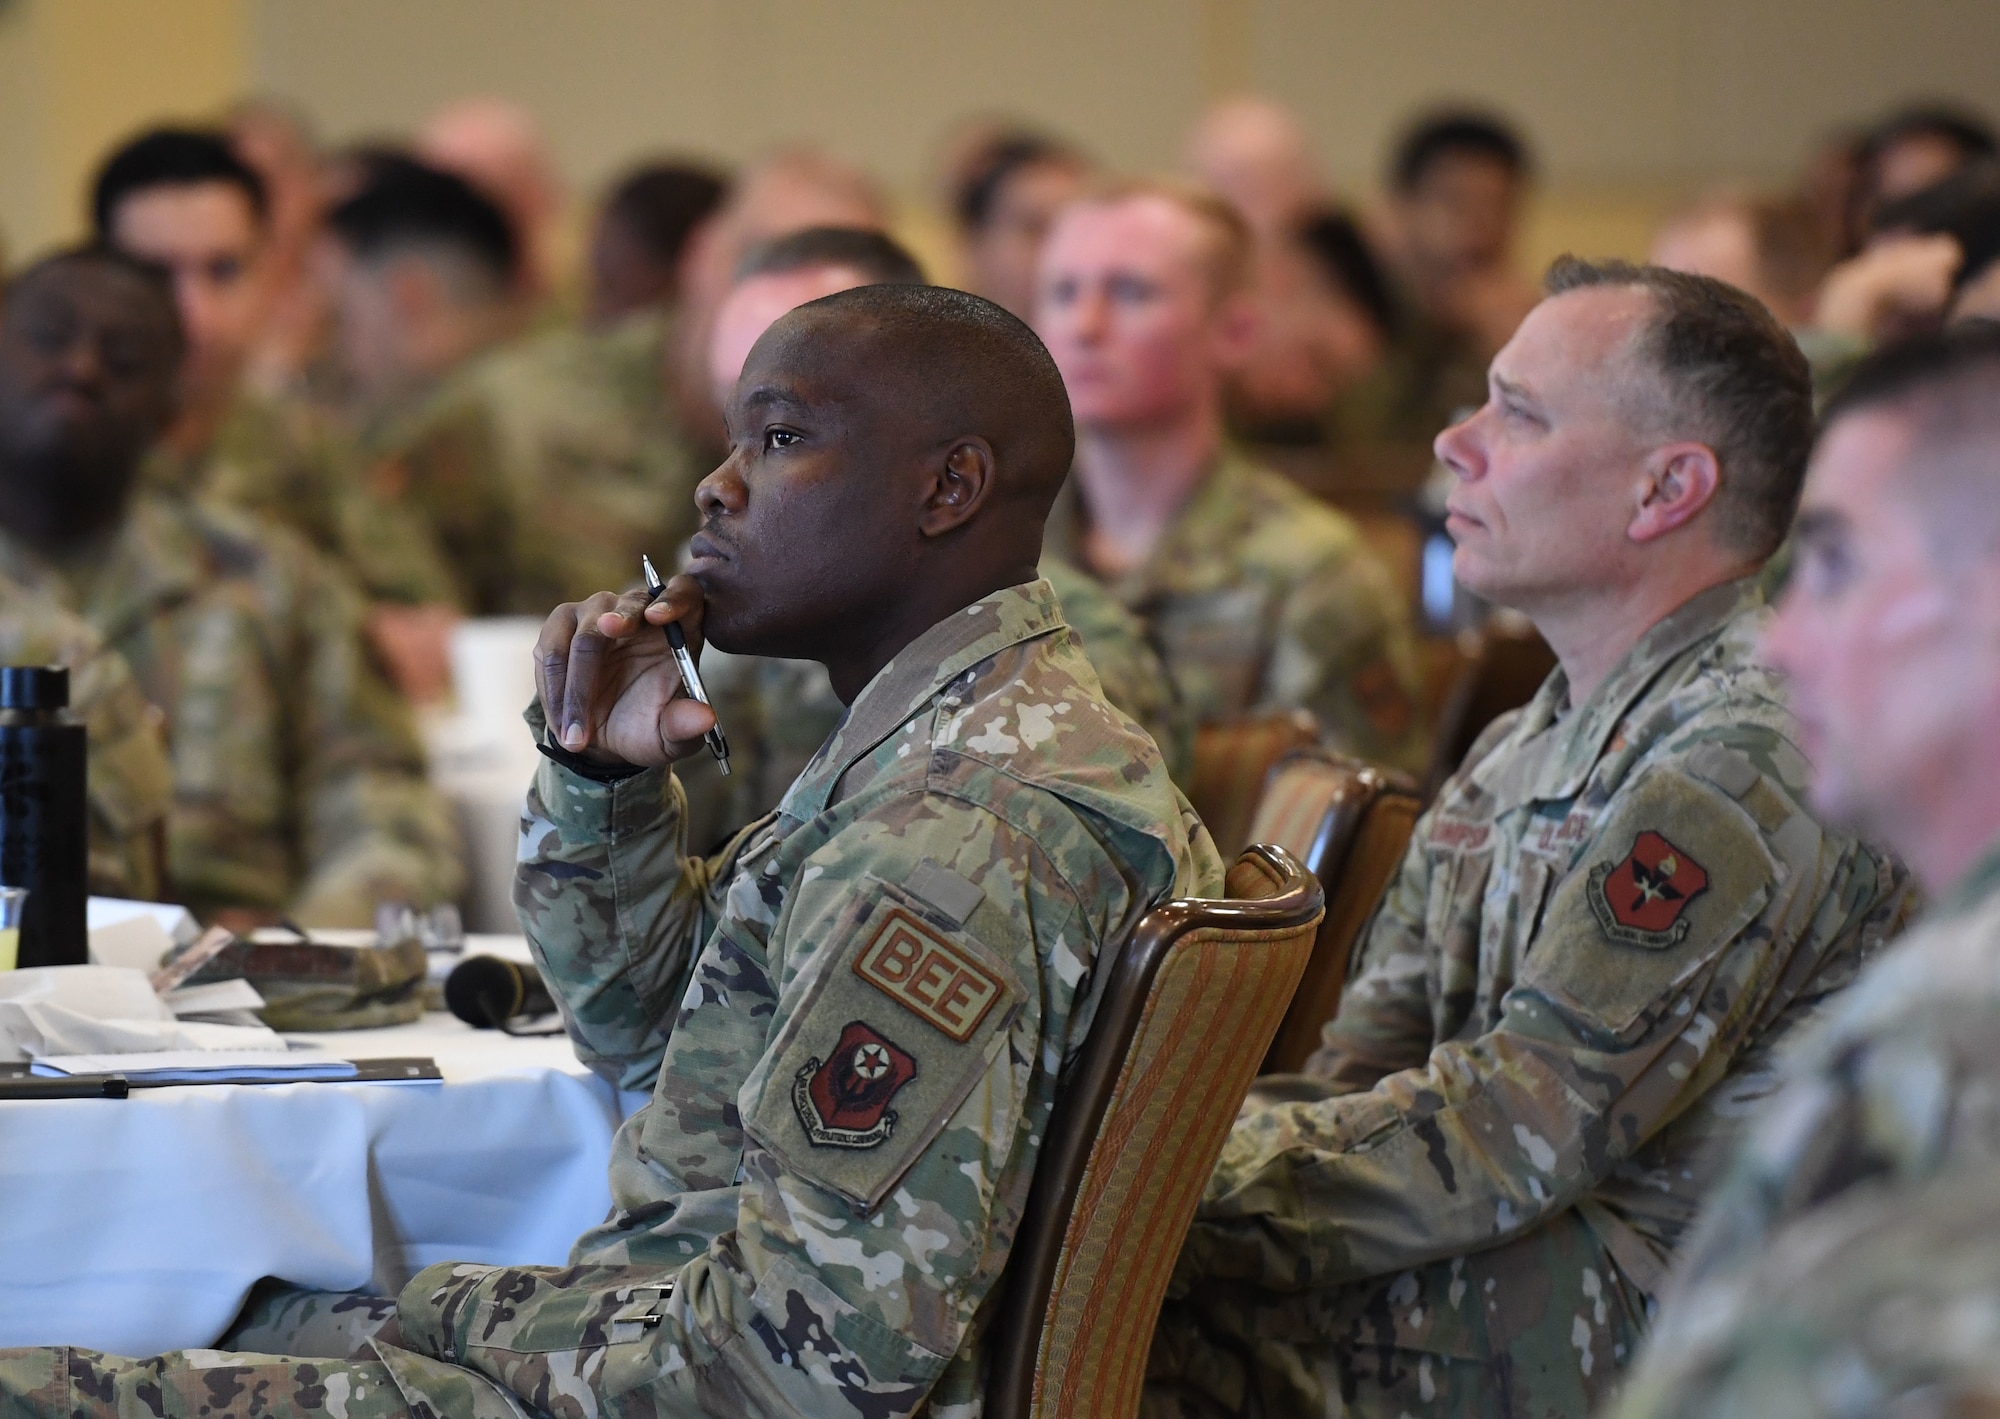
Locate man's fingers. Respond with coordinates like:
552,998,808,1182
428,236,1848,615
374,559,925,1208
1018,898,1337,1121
595,586,665,638
557,592,631,750
534,601,588,732
657,697,717,759
643,574,708,655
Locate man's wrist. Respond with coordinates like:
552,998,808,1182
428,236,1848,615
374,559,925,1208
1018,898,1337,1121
535,732,649,783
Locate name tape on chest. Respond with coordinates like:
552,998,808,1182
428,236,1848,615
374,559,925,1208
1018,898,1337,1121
854,908,1005,1041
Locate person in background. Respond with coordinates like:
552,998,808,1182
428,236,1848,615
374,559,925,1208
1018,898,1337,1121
416,96,569,312
319,158,528,700
1144,259,1912,1419
0,578,173,903
585,159,729,327
1613,322,2000,1419
1185,96,1331,236
92,126,351,550
1035,180,1429,776
0,247,458,927
1382,108,1539,360
225,97,333,400
1649,191,1834,329
1850,102,1997,240
666,145,892,457
1186,97,1353,451
951,130,1091,322
679,223,1190,850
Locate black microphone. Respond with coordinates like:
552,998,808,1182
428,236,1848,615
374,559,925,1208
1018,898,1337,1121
444,956,558,1032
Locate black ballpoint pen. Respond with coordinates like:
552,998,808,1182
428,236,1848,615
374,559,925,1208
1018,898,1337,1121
0,1074,130,1100
642,555,731,775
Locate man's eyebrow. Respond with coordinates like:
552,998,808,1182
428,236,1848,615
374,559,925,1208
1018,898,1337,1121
1492,373,1538,404
740,384,814,416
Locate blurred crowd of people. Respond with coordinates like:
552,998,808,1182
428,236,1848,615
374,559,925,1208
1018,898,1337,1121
2,87,1996,937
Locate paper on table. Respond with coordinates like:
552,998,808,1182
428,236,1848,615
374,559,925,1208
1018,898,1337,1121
161,979,266,1018
31,1051,357,1083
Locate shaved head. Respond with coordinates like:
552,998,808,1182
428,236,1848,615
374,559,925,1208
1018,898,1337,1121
697,283,1076,697
761,283,1075,518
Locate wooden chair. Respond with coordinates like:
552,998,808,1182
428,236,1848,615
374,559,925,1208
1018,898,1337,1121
984,844,1324,1419
1187,709,1320,859
1247,749,1422,1074
1422,624,1557,802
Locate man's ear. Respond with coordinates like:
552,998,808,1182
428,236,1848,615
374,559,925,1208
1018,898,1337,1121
1628,441,1722,544
919,438,998,538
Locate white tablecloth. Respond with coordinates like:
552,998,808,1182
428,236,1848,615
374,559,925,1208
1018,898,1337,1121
0,1003,643,1356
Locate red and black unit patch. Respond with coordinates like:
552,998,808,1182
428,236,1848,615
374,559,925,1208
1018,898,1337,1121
792,1020,918,1150
1589,830,1710,948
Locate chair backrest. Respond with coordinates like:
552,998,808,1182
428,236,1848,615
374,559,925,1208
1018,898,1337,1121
984,845,1324,1419
1248,749,1421,1074
1422,625,1556,802
1187,709,1321,859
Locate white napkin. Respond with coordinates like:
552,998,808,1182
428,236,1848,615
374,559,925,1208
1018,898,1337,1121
0,965,281,1061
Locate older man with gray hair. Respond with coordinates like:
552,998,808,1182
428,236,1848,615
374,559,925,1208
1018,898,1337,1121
1144,259,1914,1419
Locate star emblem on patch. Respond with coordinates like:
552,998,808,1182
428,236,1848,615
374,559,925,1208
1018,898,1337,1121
1588,830,1710,948
792,1021,918,1150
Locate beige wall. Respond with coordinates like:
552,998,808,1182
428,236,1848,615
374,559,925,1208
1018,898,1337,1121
1,1,1995,268
0,0,247,262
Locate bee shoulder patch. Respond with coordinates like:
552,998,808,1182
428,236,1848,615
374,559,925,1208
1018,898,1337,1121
744,876,1028,1214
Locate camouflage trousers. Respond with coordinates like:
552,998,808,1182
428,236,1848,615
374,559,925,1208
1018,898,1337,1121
1143,1209,1652,1419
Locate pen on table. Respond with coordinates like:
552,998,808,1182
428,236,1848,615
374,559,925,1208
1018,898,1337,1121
0,1074,129,1100
641,554,731,776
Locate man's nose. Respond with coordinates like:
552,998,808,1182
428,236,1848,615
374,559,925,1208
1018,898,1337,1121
1434,410,1481,480
55,334,105,386
695,454,746,518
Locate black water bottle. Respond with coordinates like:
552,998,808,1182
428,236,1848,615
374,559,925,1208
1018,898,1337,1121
0,666,89,968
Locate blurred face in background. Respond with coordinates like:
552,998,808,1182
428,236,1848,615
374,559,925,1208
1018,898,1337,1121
108,181,267,415
1433,286,1660,612
1035,195,1251,432
707,264,872,404
963,156,1090,321
1401,152,1522,276
1763,409,2000,851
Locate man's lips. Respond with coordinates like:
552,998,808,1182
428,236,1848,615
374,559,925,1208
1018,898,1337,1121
1443,503,1483,533
685,531,733,572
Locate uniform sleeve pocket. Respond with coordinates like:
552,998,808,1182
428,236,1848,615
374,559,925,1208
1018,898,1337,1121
1518,771,1777,1040
742,874,1027,1215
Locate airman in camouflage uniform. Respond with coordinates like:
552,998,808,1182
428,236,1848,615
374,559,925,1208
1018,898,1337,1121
1145,578,1912,1418
0,493,462,926
1044,447,1429,777
1142,260,1925,1418
1608,316,2000,1419
145,390,357,562
352,311,707,616
0,576,173,900
679,556,1192,850
1611,845,2000,1419
0,278,1222,1419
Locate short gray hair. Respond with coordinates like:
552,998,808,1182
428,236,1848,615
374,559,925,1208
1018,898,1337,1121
1544,255,1814,558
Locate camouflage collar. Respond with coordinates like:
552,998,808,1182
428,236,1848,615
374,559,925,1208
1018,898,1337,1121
1471,575,1765,808
780,578,1068,820
1937,836,2000,920
0,494,206,647
1045,446,1264,602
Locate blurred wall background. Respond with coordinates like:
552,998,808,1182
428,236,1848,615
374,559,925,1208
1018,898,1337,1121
3,0,1995,266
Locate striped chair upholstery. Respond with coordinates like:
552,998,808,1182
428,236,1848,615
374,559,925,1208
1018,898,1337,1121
984,845,1324,1419
1186,709,1321,859
1248,749,1421,1074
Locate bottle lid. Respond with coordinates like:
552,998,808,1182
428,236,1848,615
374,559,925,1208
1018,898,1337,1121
0,666,69,710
